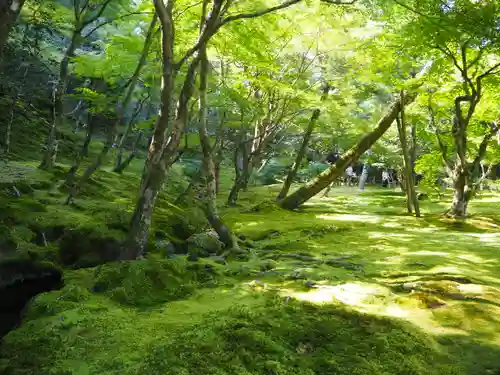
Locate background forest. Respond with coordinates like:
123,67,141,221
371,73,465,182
1,0,500,374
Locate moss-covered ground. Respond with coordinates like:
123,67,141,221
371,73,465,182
2,155,500,374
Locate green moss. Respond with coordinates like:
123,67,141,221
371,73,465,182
90,257,221,307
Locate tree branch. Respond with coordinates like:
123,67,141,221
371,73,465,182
82,0,113,27
220,0,301,25
83,11,149,38
470,122,498,174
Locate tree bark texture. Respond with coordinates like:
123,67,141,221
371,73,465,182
280,93,417,210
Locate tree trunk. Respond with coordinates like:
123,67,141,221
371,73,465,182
280,94,417,210
64,112,94,188
227,131,249,206
358,164,369,190
68,15,158,198
40,30,79,170
277,109,320,200
123,0,195,260
448,169,468,217
197,38,239,251
114,98,146,171
3,95,16,155
396,93,419,216
214,148,223,194
0,0,25,58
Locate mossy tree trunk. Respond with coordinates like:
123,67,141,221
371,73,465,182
39,30,80,170
114,94,149,172
198,38,239,251
0,0,25,58
396,91,420,217
278,83,329,200
227,129,250,206
123,0,307,259
64,108,94,188
280,93,417,210
40,0,116,170
66,15,158,202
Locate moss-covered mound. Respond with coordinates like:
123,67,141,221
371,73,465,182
1,283,455,375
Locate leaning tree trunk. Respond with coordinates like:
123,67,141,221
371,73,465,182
277,109,320,200
40,30,79,170
67,15,158,200
278,82,328,200
0,0,25,58
280,93,417,210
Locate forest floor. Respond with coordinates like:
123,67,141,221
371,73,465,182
1,160,500,374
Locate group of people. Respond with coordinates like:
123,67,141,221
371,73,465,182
324,150,399,190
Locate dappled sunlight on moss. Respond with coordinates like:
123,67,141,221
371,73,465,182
316,213,382,223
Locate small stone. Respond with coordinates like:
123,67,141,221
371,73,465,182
187,254,199,262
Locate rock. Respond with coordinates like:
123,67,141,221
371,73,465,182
156,240,176,257
187,254,199,262
186,231,223,255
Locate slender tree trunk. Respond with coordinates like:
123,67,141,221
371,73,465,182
67,15,158,199
197,36,239,251
114,132,143,174
40,30,80,170
358,164,369,190
114,98,145,171
277,109,320,200
214,147,223,194
174,168,203,206
123,0,197,260
64,111,94,187
0,0,25,58
396,93,419,217
3,95,16,155
280,94,417,209
227,131,249,206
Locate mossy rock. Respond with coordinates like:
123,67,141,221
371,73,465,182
91,257,219,306
58,227,124,269
186,231,223,256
